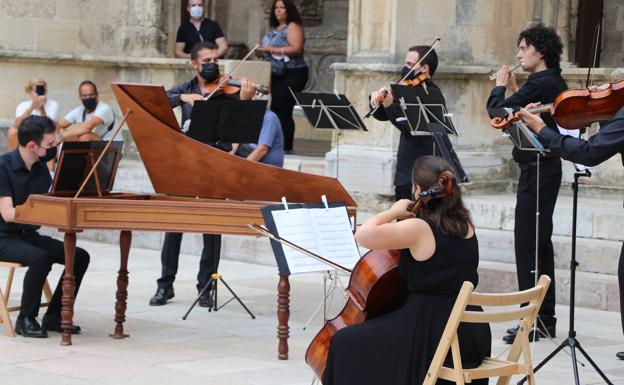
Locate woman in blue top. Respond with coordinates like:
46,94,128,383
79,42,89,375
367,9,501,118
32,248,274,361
257,0,309,154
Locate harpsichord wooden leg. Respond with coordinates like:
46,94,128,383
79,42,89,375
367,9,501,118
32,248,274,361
61,232,76,346
111,230,131,339
277,274,290,360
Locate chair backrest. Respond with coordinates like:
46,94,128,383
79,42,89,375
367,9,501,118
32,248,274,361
423,275,551,385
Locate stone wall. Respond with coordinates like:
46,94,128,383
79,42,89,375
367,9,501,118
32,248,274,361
330,0,624,209
0,0,170,57
347,0,574,66
602,0,624,68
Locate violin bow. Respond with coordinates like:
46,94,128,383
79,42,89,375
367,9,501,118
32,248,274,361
585,21,602,89
363,38,441,119
204,42,261,101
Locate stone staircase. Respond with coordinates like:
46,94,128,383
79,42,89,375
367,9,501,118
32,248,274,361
49,148,623,313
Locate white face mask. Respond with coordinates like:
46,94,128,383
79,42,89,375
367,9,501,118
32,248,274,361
189,5,203,18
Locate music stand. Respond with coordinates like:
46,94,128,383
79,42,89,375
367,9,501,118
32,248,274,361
390,84,458,137
387,85,468,183
52,141,124,196
427,123,470,184
517,166,613,385
188,99,268,144
291,90,367,177
488,107,549,154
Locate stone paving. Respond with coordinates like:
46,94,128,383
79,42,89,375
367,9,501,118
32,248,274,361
0,238,623,385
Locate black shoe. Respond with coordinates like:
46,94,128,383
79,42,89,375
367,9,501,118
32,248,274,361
506,325,519,334
149,286,174,306
42,313,81,334
502,327,540,344
503,324,557,344
198,288,213,308
15,316,48,338
536,323,556,338
616,351,624,360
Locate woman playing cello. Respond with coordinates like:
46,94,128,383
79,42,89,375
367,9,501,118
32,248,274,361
323,156,491,385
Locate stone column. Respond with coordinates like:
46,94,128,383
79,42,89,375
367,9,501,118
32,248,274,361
347,0,396,63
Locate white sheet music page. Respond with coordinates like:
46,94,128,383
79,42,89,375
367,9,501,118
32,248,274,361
271,206,360,274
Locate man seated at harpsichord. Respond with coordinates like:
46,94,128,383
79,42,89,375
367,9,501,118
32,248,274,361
0,116,90,338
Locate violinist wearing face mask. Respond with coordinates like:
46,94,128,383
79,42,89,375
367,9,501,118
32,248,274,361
150,40,249,308
57,80,116,143
174,0,228,59
368,45,449,202
0,116,91,338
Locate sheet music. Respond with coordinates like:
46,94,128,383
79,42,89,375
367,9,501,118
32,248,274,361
557,125,590,171
271,206,360,274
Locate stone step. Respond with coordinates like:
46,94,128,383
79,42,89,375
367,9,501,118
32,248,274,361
465,194,624,242
477,260,619,313
477,228,620,276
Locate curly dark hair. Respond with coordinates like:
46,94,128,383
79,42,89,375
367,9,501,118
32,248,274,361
269,0,303,27
517,24,563,69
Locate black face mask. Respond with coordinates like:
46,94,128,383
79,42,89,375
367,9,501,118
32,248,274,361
200,62,220,82
401,66,417,81
39,146,57,163
82,97,97,111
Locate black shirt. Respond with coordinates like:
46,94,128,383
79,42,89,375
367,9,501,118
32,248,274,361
0,149,52,232
538,106,624,167
487,68,568,163
372,80,448,187
166,77,205,125
176,19,224,54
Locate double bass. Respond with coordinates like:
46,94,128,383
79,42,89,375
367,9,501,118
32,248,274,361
305,171,456,381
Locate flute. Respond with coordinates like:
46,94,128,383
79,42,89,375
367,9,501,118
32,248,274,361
488,63,524,80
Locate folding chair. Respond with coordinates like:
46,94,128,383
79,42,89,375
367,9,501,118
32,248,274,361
424,275,551,385
0,261,53,337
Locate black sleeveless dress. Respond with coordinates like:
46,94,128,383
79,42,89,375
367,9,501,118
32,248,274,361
323,219,492,385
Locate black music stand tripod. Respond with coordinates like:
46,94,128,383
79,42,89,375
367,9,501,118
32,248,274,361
291,90,367,178
518,168,613,385
182,273,255,320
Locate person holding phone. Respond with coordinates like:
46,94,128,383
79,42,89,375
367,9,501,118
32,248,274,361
7,79,60,151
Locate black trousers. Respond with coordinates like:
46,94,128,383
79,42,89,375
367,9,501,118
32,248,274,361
0,232,90,318
514,158,561,324
395,184,413,201
270,65,309,151
157,232,221,291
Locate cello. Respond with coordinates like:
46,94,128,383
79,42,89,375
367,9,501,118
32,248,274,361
304,170,456,381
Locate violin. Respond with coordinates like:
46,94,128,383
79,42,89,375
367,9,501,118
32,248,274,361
369,72,430,113
399,72,430,87
364,38,441,119
204,75,270,98
305,170,456,381
491,79,624,130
